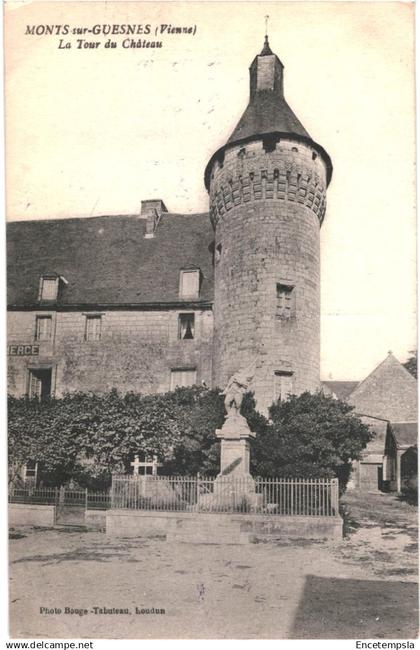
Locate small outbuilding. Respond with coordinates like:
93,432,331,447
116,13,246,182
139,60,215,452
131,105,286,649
323,352,417,493
383,422,418,493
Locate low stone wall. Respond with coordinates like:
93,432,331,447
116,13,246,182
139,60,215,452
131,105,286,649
106,509,343,543
9,503,56,528
85,509,106,530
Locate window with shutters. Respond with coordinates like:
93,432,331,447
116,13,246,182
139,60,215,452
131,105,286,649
85,315,102,341
179,269,200,299
276,283,295,319
170,368,197,390
273,372,293,402
35,315,52,341
178,313,195,340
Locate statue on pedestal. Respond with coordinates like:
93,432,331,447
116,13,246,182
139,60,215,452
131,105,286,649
199,361,262,511
221,366,255,418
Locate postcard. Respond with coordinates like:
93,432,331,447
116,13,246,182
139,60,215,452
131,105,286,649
5,0,417,642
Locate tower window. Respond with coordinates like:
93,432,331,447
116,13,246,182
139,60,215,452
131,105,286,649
273,372,293,402
276,284,295,319
85,315,102,341
312,152,318,160
215,243,222,262
262,134,278,153
35,315,52,341
179,269,200,299
170,368,197,390
178,313,195,340
39,276,59,301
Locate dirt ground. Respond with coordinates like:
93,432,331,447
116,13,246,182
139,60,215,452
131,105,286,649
9,491,418,640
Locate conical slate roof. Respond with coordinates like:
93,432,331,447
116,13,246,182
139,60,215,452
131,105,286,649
227,35,310,144
227,92,311,145
204,38,332,189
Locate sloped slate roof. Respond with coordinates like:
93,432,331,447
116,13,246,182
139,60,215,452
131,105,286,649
227,93,310,145
7,213,214,307
390,422,418,448
321,381,360,400
349,353,417,422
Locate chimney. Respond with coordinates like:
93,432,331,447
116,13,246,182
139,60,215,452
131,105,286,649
141,199,168,238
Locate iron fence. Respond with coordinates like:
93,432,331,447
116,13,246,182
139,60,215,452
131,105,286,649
8,487,58,505
8,486,111,510
111,475,339,516
87,492,112,510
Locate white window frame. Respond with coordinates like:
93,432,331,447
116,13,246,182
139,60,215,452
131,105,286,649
179,269,200,300
35,315,52,341
39,276,59,301
85,314,102,341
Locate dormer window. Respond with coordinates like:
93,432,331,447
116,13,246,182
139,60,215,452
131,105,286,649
38,274,67,302
179,269,200,300
39,276,59,301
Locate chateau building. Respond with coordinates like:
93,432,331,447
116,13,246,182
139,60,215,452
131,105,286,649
7,38,332,412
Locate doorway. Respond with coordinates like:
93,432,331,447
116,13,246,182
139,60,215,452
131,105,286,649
28,368,52,400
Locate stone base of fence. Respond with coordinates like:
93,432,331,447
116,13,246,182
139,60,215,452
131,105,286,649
106,509,343,543
8,504,108,530
85,509,106,530
9,503,56,528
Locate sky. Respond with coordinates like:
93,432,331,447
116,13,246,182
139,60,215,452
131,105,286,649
4,0,417,380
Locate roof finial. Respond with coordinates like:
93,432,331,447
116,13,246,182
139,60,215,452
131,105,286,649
260,16,273,55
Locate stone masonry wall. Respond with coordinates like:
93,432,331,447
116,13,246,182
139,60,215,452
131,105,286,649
209,138,327,412
7,309,213,396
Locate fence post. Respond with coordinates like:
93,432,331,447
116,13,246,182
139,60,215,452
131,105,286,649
196,473,200,512
85,488,88,511
290,479,294,516
110,475,115,509
332,478,339,515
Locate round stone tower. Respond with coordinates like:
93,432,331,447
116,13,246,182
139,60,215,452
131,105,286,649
205,37,333,413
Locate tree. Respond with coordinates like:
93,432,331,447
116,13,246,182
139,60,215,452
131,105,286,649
251,391,373,491
8,387,226,489
403,350,417,379
8,387,373,492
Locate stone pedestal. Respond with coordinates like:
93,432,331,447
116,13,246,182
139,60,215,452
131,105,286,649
216,413,255,478
199,413,262,511
218,438,252,478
